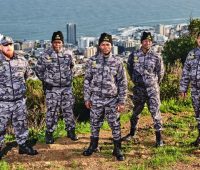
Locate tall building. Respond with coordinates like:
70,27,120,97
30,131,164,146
156,24,165,35
84,46,97,58
66,23,77,45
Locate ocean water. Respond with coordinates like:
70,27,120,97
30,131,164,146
0,0,200,40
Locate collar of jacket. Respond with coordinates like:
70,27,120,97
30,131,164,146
51,47,64,55
139,47,153,55
99,52,112,58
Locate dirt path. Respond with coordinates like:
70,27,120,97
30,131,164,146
2,113,200,170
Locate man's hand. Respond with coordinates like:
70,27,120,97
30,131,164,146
117,104,125,113
85,101,92,109
179,92,187,100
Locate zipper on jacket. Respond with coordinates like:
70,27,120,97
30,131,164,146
57,54,62,87
195,49,200,88
100,57,105,96
8,61,15,100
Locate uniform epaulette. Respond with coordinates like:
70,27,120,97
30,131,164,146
113,55,123,64
90,54,98,61
15,52,26,60
44,48,53,56
63,49,73,56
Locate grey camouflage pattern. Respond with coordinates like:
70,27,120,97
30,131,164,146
0,99,28,146
84,53,127,140
0,52,33,146
180,47,200,128
127,48,164,131
45,87,76,132
35,47,74,87
90,96,121,140
0,52,34,101
35,47,76,132
84,53,127,104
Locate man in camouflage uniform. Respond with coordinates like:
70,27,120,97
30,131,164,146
83,33,127,161
122,32,165,147
180,32,200,147
35,31,78,144
0,36,38,157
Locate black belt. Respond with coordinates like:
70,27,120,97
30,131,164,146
134,82,146,87
0,97,24,102
51,85,71,88
44,84,71,90
93,92,117,98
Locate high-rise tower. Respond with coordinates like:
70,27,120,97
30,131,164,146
66,23,77,45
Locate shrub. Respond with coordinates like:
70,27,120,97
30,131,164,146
72,75,90,121
26,79,46,129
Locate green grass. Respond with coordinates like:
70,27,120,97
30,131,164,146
160,98,193,113
0,161,9,170
1,98,199,170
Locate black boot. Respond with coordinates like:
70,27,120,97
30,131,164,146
191,129,200,147
83,137,99,156
45,131,54,144
155,131,164,147
67,129,78,141
113,140,125,161
122,127,136,142
19,143,38,155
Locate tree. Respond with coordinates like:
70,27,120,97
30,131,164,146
188,18,200,37
162,36,195,70
162,18,200,70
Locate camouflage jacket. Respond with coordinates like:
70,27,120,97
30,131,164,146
180,47,200,92
84,53,127,104
127,48,164,87
35,47,74,87
0,52,33,101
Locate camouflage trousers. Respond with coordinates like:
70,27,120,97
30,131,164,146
90,96,121,141
0,98,28,146
131,85,162,131
191,89,200,129
45,87,76,133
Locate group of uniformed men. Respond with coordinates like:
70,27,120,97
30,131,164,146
0,30,199,161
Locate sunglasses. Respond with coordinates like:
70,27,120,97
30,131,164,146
2,43,13,47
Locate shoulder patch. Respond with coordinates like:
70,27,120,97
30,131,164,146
133,55,139,63
45,55,52,62
187,51,195,59
92,61,96,68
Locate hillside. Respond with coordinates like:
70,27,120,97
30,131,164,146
1,112,200,170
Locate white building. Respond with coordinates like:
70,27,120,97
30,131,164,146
78,36,97,49
21,40,35,50
84,46,97,58
112,45,118,55
153,34,168,43
0,34,3,41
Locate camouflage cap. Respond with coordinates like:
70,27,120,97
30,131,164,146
1,36,14,46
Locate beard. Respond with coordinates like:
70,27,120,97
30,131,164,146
3,51,14,59
102,51,111,56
